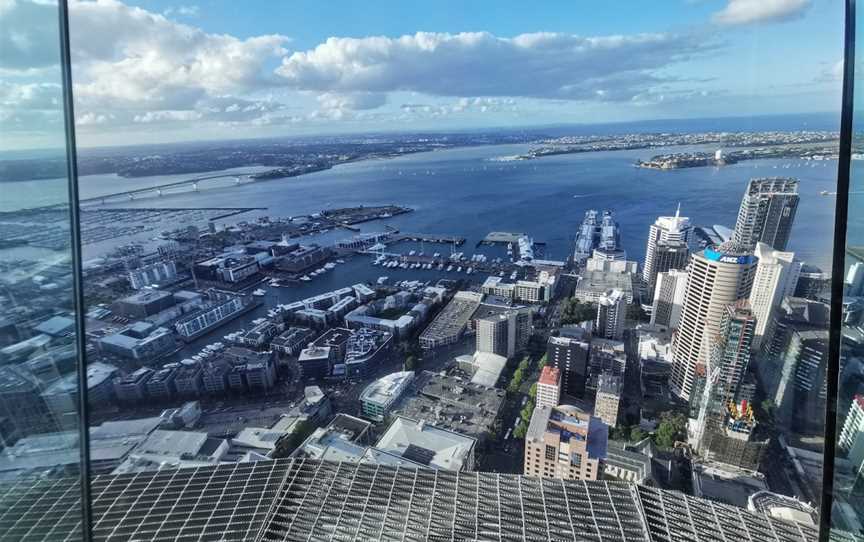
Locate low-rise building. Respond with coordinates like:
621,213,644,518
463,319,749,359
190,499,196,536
174,294,248,341
456,351,508,388
42,362,118,426
292,414,373,462
573,270,634,304
419,291,483,349
113,429,229,474
194,255,259,284
173,360,204,397
238,320,282,349
392,371,504,440
360,371,415,421
146,365,178,400
128,260,178,290
298,345,332,380
113,367,154,402
270,327,315,356
343,328,392,378
604,438,667,486
375,416,477,471
112,290,176,319
98,323,175,361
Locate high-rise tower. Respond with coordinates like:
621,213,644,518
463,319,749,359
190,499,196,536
732,177,799,251
642,204,692,298
670,242,757,401
748,242,800,346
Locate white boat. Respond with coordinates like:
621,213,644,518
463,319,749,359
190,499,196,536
252,289,266,297
300,275,311,281
336,259,345,264
447,265,453,272
325,262,336,270
438,263,444,270
457,266,462,272
377,276,389,285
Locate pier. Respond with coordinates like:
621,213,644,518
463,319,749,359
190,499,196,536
392,233,465,245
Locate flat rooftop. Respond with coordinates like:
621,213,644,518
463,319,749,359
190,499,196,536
375,416,476,471
392,371,504,438
419,291,483,343
360,371,414,406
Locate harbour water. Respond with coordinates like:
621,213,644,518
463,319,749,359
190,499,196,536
78,142,837,270
3,138,841,359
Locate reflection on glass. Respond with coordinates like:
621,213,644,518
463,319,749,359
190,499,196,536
0,0,852,540
831,4,864,539
66,2,841,540
0,0,85,539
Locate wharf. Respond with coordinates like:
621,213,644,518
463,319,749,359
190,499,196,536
479,232,527,245
392,233,465,245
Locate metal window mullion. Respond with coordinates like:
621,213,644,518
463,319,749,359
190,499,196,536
57,0,93,540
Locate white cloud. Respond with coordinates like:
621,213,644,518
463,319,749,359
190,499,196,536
133,110,203,123
76,111,113,125
0,81,61,110
712,0,811,26
276,31,710,102
68,0,289,110
815,60,844,82
0,0,65,73
163,5,199,18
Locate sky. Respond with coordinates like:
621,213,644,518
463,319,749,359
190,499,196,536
0,0,846,150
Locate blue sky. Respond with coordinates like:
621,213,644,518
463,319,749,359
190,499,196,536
0,0,846,149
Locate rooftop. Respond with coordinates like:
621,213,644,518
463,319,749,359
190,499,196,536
0,459,818,541
359,371,414,406
393,371,505,438
419,291,483,343
375,416,476,471
539,365,561,387
467,351,507,388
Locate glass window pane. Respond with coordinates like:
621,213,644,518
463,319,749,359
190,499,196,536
830,3,864,540
0,0,85,539
0,1,841,540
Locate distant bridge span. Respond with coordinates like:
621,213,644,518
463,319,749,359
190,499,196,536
79,172,260,206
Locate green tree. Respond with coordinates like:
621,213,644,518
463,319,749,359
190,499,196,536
654,411,687,449
538,354,548,370
404,355,416,371
507,368,524,394
513,421,527,439
559,298,597,325
271,420,315,458
630,427,647,442
528,383,537,400
518,356,530,373
610,425,630,441
520,400,535,423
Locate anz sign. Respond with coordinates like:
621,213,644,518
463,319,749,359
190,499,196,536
704,248,755,265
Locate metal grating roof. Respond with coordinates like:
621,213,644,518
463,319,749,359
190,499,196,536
0,459,818,542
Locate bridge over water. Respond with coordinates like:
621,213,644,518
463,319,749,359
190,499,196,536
79,172,260,206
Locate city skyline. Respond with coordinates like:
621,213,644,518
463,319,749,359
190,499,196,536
0,0,844,150
0,2,857,540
